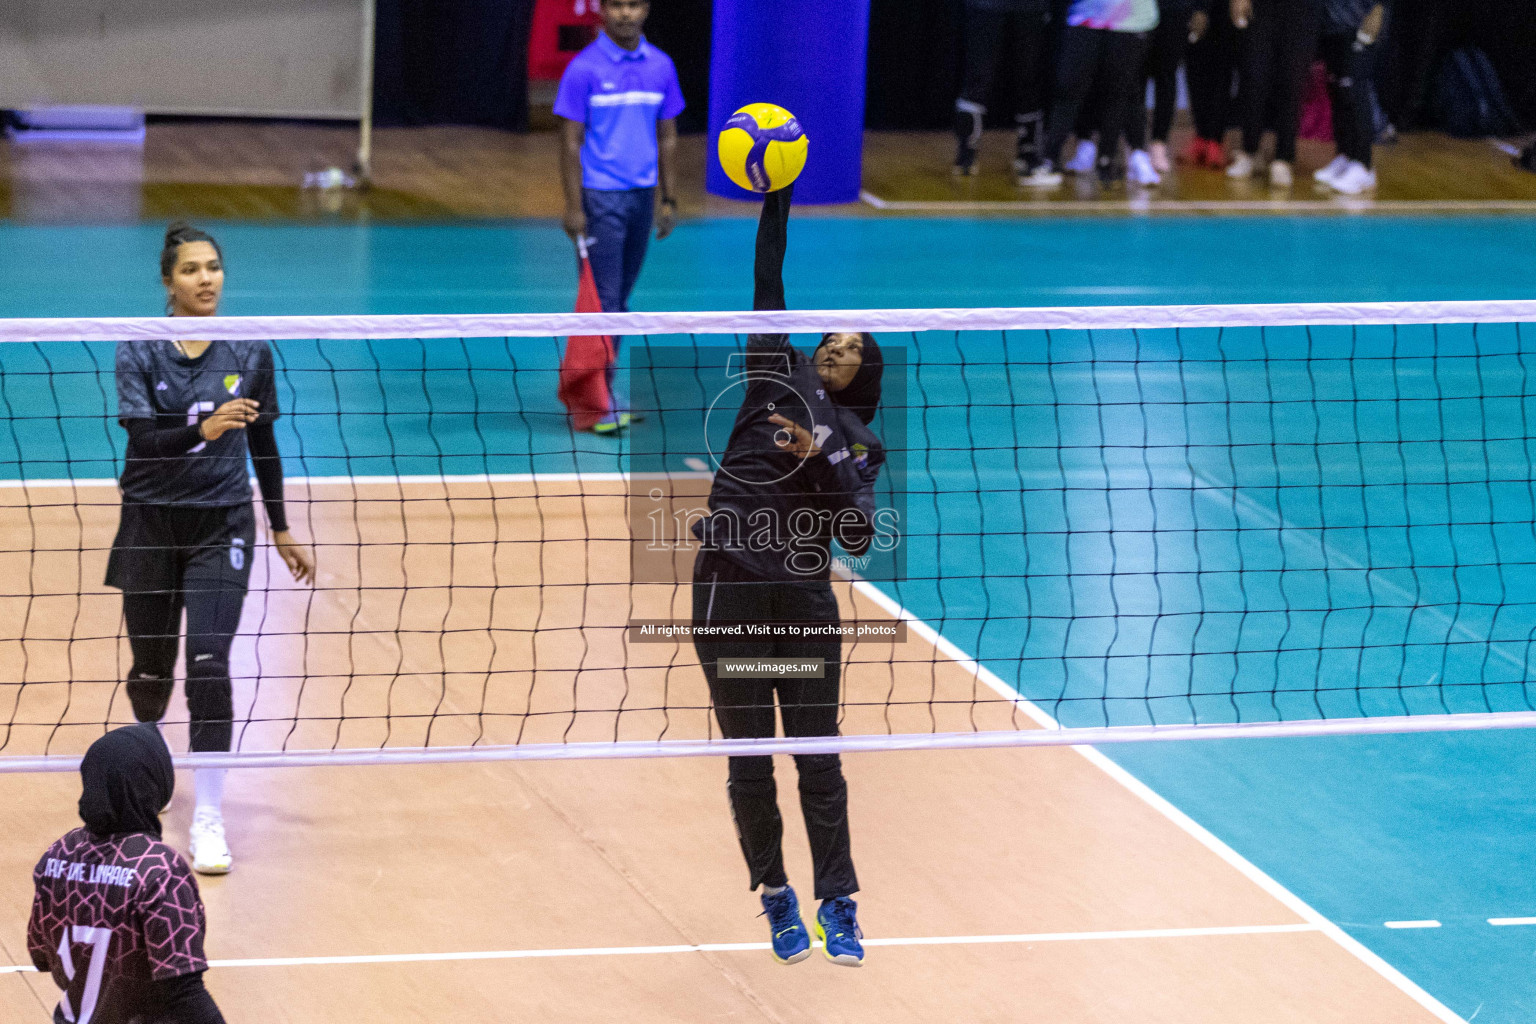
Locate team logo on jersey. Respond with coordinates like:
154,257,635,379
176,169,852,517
156,381,168,391
224,374,241,395
852,442,869,468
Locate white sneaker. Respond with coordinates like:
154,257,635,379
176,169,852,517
1148,141,1172,174
1313,154,1349,185
1268,160,1293,187
1127,149,1162,185
1225,152,1256,178
1064,139,1098,174
190,809,233,875
1017,162,1064,188
1329,160,1377,195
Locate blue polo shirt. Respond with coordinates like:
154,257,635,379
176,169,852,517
554,33,685,191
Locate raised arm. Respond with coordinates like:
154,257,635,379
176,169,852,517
747,185,794,361
753,185,792,313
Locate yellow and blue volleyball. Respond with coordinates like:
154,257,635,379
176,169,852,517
717,103,808,193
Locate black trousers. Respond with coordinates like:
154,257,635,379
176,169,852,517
1186,0,1238,142
958,6,1051,120
1320,32,1379,167
1128,0,1198,148
692,549,857,901
1236,0,1322,161
106,502,254,753
1043,26,1152,165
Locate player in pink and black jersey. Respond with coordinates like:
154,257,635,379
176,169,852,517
28,725,225,1024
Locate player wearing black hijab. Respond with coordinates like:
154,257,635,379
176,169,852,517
107,222,315,875
691,185,882,967
29,724,226,1024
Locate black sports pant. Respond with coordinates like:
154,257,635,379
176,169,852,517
1043,27,1152,166
1186,0,1238,143
958,6,1051,123
1320,32,1379,168
1236,0,1322,162
1127,0,1198,149
692,549,857,901
106,502,254,753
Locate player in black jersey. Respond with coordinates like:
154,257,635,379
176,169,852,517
30,724,226,1024
107,222,315,875
690,186,882,967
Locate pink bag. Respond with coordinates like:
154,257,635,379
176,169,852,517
1299,60,1334,142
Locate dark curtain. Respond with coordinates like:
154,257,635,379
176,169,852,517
866,0,964,130
374,0,536,129
645,0,712,134
1480,0,1536,126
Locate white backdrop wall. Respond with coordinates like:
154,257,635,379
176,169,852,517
0,0,367,119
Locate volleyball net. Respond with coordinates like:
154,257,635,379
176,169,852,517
4,301,1536,770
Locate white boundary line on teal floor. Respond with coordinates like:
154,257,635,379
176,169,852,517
860,189,1536,216
848,577,1467,1023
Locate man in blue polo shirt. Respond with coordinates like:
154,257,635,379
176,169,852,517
556,0,683,430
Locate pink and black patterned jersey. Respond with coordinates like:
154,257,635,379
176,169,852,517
28,827,208,1024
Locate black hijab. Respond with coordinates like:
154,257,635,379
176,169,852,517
78,724,174,839
819,332,883,426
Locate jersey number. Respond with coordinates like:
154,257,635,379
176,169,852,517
186,401,214,453
56,924,112,1024
811,424,833,450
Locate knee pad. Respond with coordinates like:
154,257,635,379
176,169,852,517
185,657,233,753
125,670,174,724
184,652,233,723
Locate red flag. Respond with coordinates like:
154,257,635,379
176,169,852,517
557,239,615,431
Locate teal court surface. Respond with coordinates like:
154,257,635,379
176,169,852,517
2,215,1536,1021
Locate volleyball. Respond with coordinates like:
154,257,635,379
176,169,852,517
717,103,808,193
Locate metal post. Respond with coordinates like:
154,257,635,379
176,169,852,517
355,0,377,186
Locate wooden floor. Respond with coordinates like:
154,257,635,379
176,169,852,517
1,118,1532,222
0,480,1458,1022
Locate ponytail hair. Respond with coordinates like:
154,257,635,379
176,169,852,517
159,221,222,280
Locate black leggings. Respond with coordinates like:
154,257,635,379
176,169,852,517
1236,0,1322,161
1044,26,1152,165
109,503,254,754
1321,32,1379,168
123,584,244,753
692,550,857,901
1128,0,1197,148
1186,0,1238,142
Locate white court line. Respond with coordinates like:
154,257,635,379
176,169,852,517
1385,921,1443,930
859,189,1536,215
0,922,1319,973
1488,917,1536,926
847,578,1467,1023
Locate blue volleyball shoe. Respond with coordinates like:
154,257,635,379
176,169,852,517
815,897,865,967
759,886,812,964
